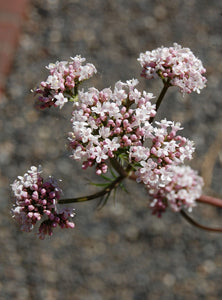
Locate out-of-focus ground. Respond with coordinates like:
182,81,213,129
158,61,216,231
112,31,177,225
1,1,222,299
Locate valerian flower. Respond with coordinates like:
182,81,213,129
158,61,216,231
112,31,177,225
69,79,156,175
148,165,204,216
34,55,97,109
138,43,207,95
11,166,75,239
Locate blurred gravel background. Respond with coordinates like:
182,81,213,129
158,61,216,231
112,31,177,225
1,0,222,299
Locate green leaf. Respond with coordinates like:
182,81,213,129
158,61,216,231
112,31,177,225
96,192,111,210
90,182,110,187
100,174,113,182
119,182,129,194
110,167,117,179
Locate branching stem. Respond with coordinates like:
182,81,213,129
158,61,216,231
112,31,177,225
58,76,222,233
58,173,127,204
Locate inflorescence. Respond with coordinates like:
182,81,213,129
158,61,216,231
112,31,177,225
11,166,75,239
138,43,207,95
11,44,207,238
34,55,97,109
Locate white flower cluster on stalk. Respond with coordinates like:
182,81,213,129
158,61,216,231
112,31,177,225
11,166,75,239
34,55,97,109
138,43,207,95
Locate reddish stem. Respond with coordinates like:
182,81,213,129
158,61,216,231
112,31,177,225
180,210,222,233
197,194,222,208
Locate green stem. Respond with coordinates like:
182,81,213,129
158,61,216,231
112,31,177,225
109,158,132,177
74,84,78,97
149,78,171,123
58,173,126,204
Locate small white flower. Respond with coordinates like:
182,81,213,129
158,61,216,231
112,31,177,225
54,93,68,109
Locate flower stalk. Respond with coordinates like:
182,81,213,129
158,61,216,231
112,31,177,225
180,210,222,233
58,173,127,204
149,78,171,124
197,195,222,208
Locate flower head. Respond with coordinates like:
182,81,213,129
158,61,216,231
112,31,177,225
11,166,75,239
148,165,204,216
69,80,156,174
34,55,97,109
132,119,195,191
138,43,207,95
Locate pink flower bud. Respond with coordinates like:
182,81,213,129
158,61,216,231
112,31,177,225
28,205,35,211
32,191,39,200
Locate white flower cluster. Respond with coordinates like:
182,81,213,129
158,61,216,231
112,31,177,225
149,165,204,215
133,119,195,190
69,80,194,181
138,43,207,94
69,79,156,174
34,55,97,109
